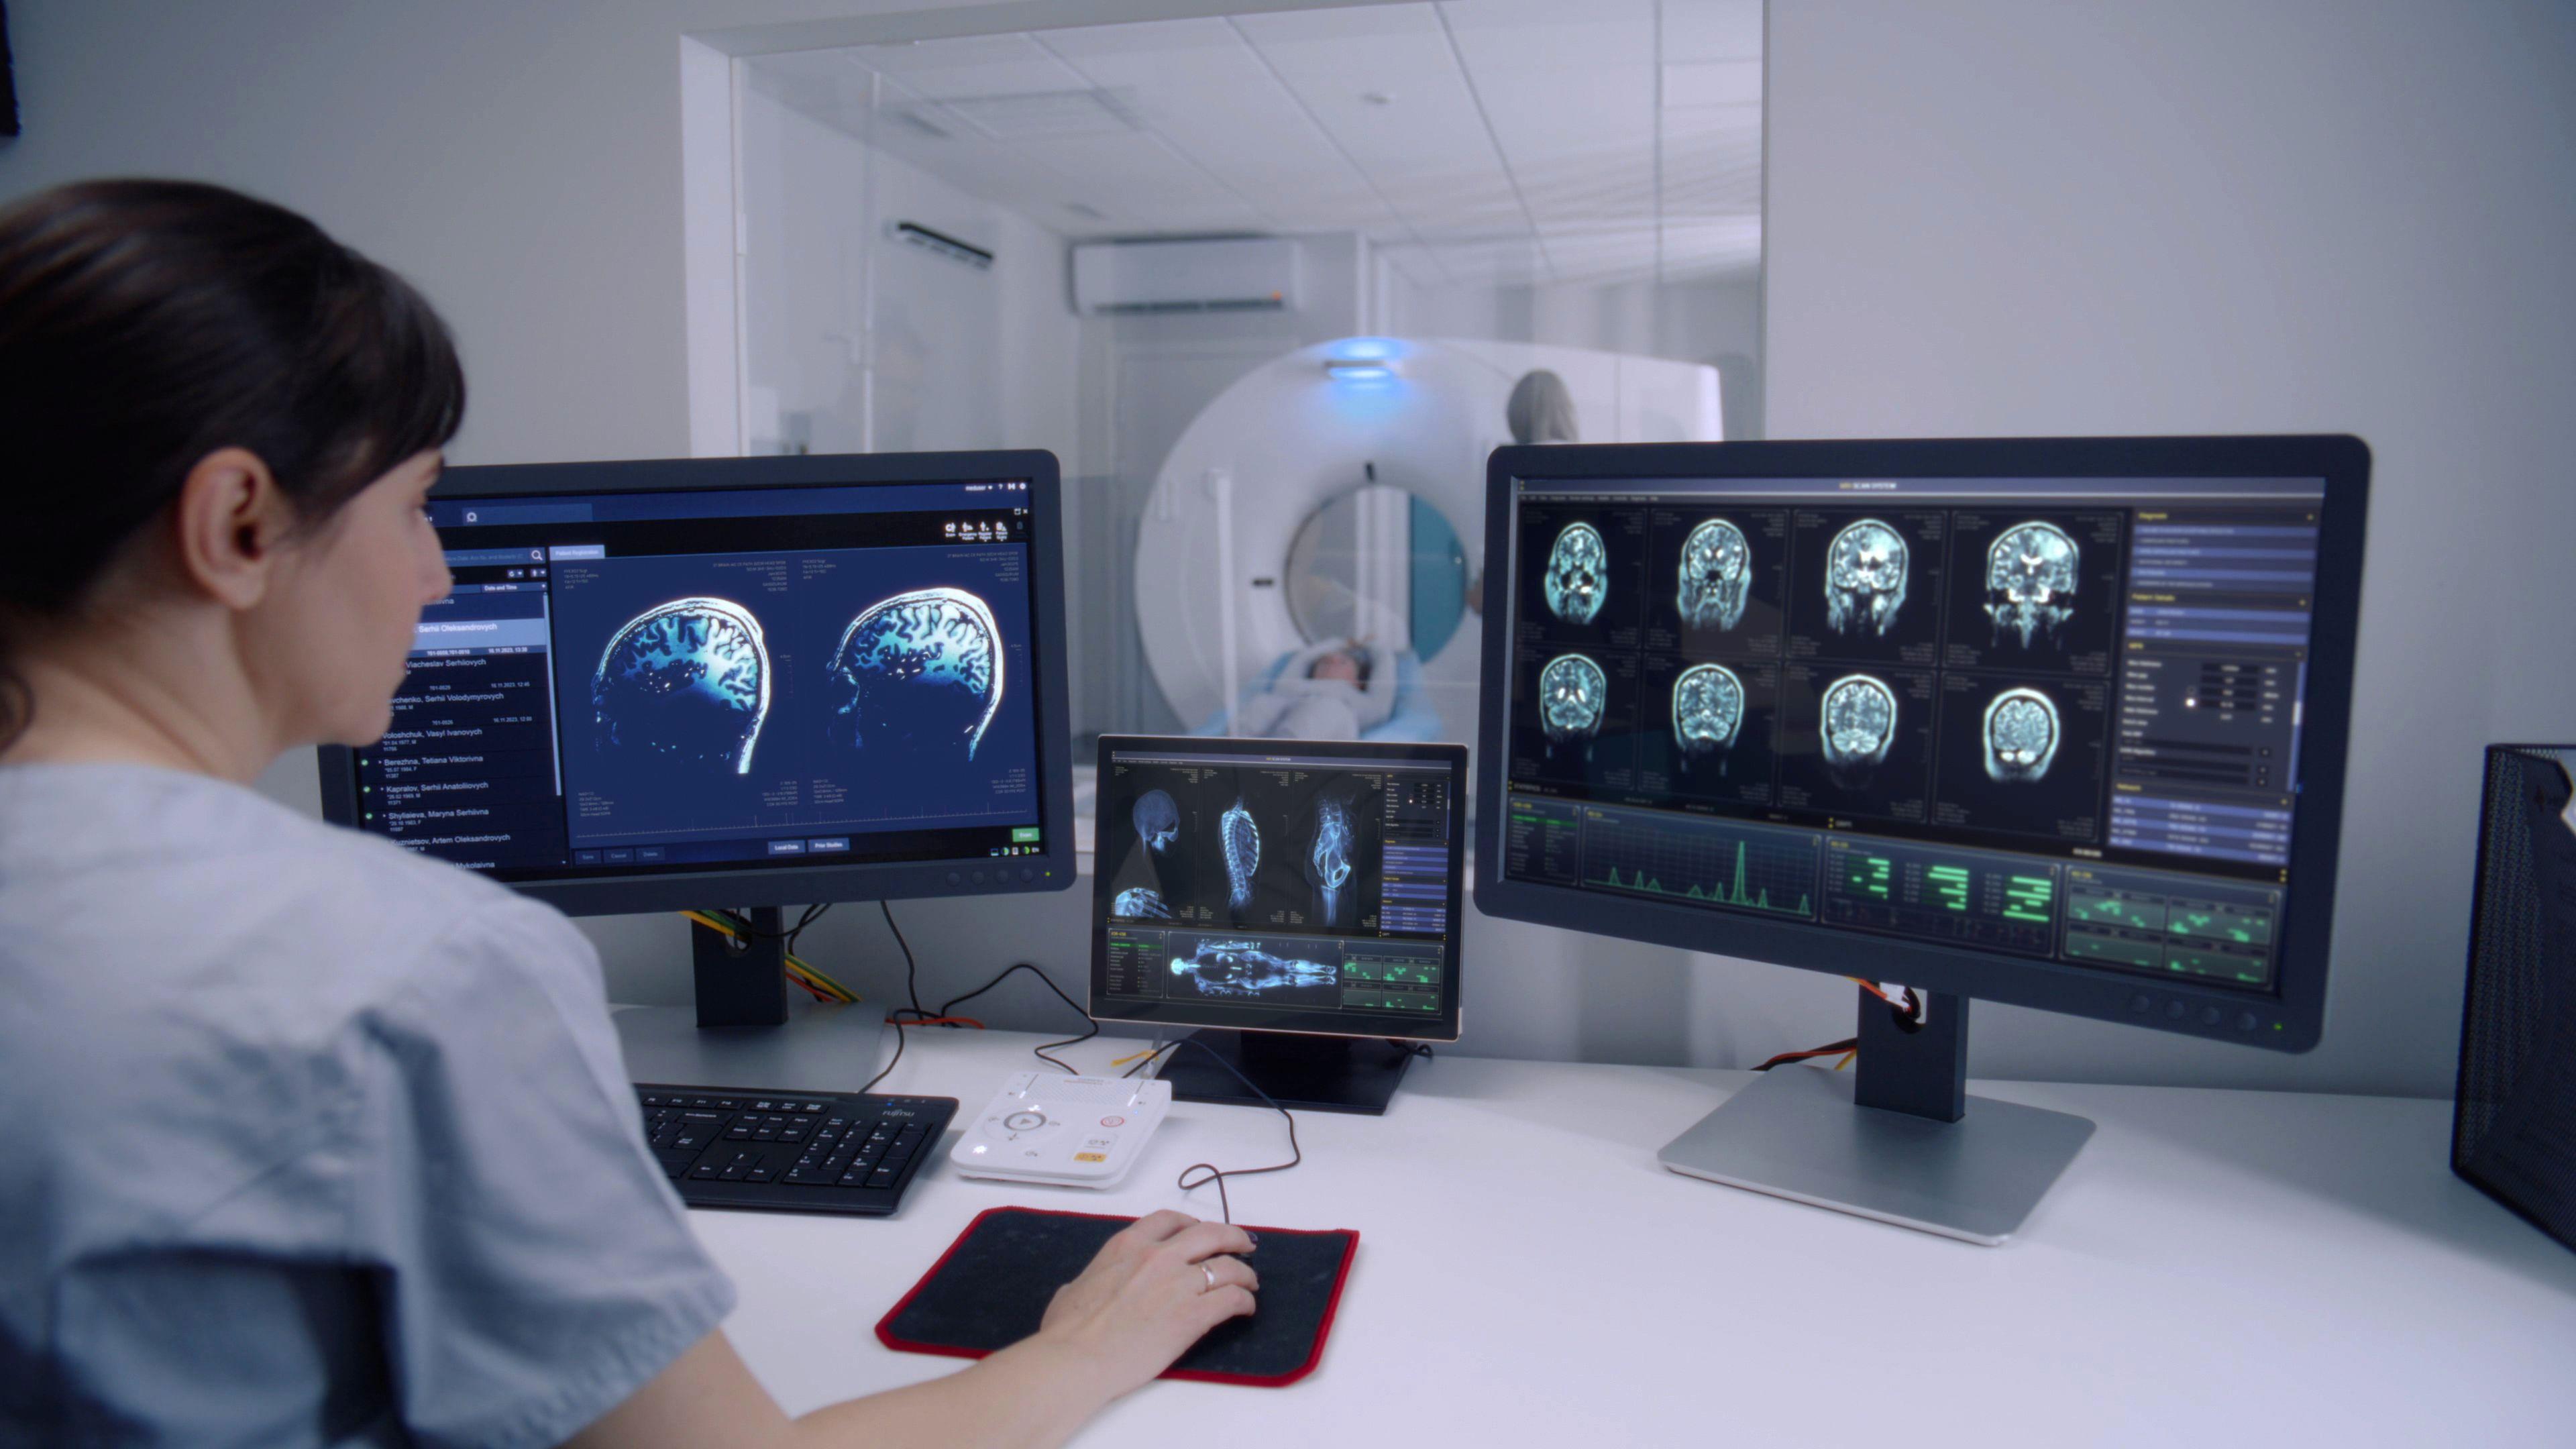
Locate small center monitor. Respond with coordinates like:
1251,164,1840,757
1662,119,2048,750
1089,735,1467,1115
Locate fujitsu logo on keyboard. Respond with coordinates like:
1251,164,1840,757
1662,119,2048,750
883,1108,919,1118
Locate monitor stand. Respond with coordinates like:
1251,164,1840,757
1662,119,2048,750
1658,991,2095,1246
610,907,891,1093
1156,1029,1415,1116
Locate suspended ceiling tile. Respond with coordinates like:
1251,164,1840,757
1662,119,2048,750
847,33,1081,100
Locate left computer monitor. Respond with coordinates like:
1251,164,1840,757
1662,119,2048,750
317,451,1077,1030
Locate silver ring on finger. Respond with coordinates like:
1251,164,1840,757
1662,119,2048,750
1201,1263,1217,1292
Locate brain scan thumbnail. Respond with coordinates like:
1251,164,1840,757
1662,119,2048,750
1821,674,1898,787
1169,939,1338,1000
1824,519,1910,637
1539,653,1607,747
1306,793,1355,925
1133,789,1179,854
829,587,1002,761
1984,521,2080,648
590,597,771,775
1111,886,1175,921
1677,519,1751,632
1544,522,1607,625
1983,687,2061,782
1221,797,1262,910
1672,663,1746,756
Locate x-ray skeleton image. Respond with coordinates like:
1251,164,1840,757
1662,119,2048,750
1984,522,2080,648
1983,687,2061,782
828,587,1003,762
1678,519,1750,632
1221,797,1262,910
1540,653,1607,750
1133,790,1179,853
1111,886,1175,920
1825,519,1910,637
590,597,771,775
1544,522,1607,625
1672,663,1746,756
1303,792,1356,926
1169,938,1338,1000
1821,673,1898,788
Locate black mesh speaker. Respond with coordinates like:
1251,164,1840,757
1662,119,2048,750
2452,745,2576,1254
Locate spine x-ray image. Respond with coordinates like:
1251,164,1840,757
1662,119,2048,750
1822,673,1898,788
1133,789,1179,853
1984,522,2080,648
1111,886,1175,920
1304,792,1356,926
1672,663,1746,756
591,597,771,775
1825,519,1909,637
1221,797,1262,910
1983,687,2061,782
1540,653,1607,749
1678,519,1750,632
1544,522,1607,625
1169,938,1338,1000
830,586,1002,761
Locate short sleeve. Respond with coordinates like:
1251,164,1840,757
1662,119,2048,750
350,901,735,1449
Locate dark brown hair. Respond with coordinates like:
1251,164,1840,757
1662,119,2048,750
0,178,465,745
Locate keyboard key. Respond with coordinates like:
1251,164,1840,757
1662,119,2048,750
747,1167,775,1183
690,1163,720,1179
867,1168,898,1188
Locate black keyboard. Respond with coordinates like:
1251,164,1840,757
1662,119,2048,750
637,1083,959,1216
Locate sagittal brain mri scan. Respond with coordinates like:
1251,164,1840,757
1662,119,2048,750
590,598,771,774
1221,797,1262,910
1111,886,1175,920
1133,789,1179,853
1983,687,2061,782
1984,521,2080,648
1540,653,1607,749
1169,939,1338,1000
829,587,1002,761
1544,522,1607,625
1821,673,1898,788
1672,663,1746,756
1305,792,1356,926
1678,519,1751,632
1825,519,1910,637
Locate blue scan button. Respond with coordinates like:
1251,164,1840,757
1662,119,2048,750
604,848,635,864
636,846,667,863
573,851,602,866
767,839,806,857
807,837,851,854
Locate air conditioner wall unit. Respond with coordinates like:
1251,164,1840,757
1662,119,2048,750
1072,237,1301,315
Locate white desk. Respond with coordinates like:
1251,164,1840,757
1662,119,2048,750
688,1029,2576,1447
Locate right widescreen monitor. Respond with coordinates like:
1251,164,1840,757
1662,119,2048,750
1475,436,2370,1049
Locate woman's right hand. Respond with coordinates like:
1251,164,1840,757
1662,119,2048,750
1033,1210,1258,1396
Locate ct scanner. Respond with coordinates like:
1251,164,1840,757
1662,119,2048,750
1133,336,1723,738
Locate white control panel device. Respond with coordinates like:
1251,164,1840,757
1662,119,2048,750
950,1071,1173,1189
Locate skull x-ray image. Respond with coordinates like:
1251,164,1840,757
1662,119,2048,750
1169,939,1339,1000
1221,798,1261,910
1132,789,1179,853
1672,663,1746,756
1305,792,1356,926
1678,519,1751,632
590,597,771,775
1985,522,2080,648
1983,688,2061,782
1540,653,1607,747
1544,522,1607,625
1111,886,1175,920
829,587,1002,761
1821,673,1898,788
1825,519,1910,637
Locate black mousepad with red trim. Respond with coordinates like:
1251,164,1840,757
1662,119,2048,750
876,1207,1358,1387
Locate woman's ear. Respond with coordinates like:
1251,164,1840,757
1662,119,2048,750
171,447,292,610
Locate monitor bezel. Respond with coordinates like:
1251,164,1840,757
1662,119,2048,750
1088,733,1469,1044
317,449,1079,918
1472,434,2371,1053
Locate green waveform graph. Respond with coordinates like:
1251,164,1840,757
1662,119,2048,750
1593,837,1813,918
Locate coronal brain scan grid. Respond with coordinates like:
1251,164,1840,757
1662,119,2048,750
1821,673,1898,786
1825,519,1910,637
591,597,771,775
1132,789,1179,853
1221,797,1262,910
1983,687,2062,782
1306,793,1355,925
1677,518,1751,632
1672,663,1746,755
1540,653,1607,746
1544,521,1608,625
1169,938,1338,1000
829,586,1003,761
1985,521,2080,647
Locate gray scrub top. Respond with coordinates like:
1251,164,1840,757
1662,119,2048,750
0,764,735,1446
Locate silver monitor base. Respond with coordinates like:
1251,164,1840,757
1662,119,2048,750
1659,1064,2095,1246
612,998,891,1093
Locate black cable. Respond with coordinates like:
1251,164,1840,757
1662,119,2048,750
1388,1040,1435,1060
934,961,1099,1074
1753,1036,1859,1071
1152,1037,1301,1226
785,902,832,958
880,900,923,1016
